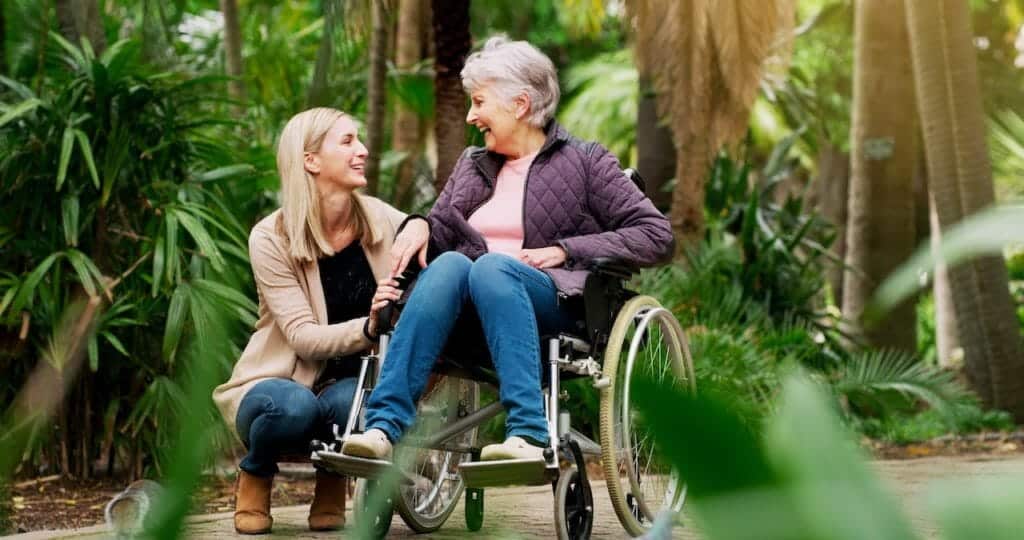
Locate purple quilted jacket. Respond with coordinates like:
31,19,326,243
427,122,675,295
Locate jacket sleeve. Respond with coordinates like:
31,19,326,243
426,149,473,260
557,145,675,266
249,229,371,362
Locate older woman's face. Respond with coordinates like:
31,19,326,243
466,84,520,155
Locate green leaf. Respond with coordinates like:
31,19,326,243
65,249,99,297
194,164,255,182
152,235,165,297
102,331,129,357
0,76,37,100
99,38,134,66
61,197,80,247
0,98,41,129
192,279,257,314
10,252,62,314
163,284,190,362
0,286,17,318
56,127,75,191
88,334,99,371
49,31,87,69
79,37,96,62
73,129,100,189
172,208,226,271
165,212,180,285
631,377,778,498
764,374,918,540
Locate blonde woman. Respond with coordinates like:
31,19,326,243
213,108,428,534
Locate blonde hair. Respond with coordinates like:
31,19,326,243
276,107,372,263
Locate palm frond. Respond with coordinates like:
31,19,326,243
834,349,974,421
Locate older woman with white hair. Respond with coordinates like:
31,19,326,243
212,108,426,534
343,37,673,461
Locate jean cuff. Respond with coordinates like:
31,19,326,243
367,422,400,445
508,430,549,448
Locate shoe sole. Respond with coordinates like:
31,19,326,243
341,441,389,460
480,449,544,461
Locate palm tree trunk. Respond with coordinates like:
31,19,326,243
906,0,1024,418
814,141,850,307
843,0,919,352
307,0,340,108
391,0,425,208
929,192,960,367
54,0,106,54
220,0,245,107
365,0,390,196
636,76,675,212
670,132,711,254
431,0,471,194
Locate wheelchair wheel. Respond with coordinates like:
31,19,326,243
554,466,593,540
598,295,695,537
395,376,479,533
354,477,395,539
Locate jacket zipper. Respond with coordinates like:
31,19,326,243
520,157,538,249
464,160,498,253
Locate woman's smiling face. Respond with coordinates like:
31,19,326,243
466,83,521,155
307,115,368,190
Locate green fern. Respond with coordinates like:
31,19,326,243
833,349,974,422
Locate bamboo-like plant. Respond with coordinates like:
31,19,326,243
0,35,264,479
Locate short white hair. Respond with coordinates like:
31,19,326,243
461,36,560,128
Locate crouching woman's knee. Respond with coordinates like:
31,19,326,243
237,380,320,446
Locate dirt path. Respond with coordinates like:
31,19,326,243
8,454,1023,539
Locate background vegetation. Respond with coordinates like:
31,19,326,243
1,0,1023,536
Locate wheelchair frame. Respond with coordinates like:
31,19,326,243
310,167,693,540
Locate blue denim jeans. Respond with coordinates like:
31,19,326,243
364,252,577,445
236,377,358,477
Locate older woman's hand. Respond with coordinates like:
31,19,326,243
518,246,566,269
391,219,430,277
367,278,403,338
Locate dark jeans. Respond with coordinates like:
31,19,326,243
236,377,358,477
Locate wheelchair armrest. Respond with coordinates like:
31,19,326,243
588,257,639,280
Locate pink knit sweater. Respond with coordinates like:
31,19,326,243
467,151,538,257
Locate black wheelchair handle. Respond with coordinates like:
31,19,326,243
375,268,418,336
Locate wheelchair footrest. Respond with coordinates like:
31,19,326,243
311,450,415,485
459,458,557,488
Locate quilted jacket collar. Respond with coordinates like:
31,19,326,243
469,120,570,185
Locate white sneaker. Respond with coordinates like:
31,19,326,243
480,436,545,461
341,428,393,460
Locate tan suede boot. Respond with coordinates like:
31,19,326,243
308,470,347,531
234,470,273,534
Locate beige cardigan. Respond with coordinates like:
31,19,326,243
213,195,406,438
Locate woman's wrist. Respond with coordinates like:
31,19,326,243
362,317,380,343
396,214,430,235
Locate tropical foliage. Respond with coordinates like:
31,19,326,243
2,0,1024,536
0,35,266,478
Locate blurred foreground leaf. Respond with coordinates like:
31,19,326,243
868,205,1024,320
633,372,920,540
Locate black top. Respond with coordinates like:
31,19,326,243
316,240,375,385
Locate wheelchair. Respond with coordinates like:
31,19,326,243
310,171,696,539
